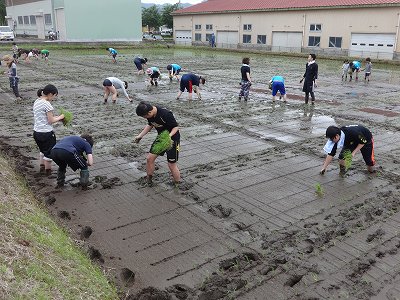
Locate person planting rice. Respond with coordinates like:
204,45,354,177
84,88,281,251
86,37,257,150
134,101,181,186
300,53,318,104
270,75,287,102
106,47,118,63
33,84,64,176
176,73,206,101
146,67,161,86
349,60,361,81
167,64,182,81
239,57,252,101
50,134,94,189
102,77,132,103
41,49,50,61
134,56,148,75
320,125,376,176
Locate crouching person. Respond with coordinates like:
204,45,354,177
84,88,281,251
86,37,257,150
50,134,94,189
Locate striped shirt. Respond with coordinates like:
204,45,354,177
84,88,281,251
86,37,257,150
33,98,54,132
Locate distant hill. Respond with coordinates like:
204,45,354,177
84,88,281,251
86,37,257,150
141,3,193,9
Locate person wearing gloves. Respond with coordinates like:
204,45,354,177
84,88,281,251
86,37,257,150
176,73,206,101
320,125,376,176
102,77,132,103
50,134,94,189
146,67,161,86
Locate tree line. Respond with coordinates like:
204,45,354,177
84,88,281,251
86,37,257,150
142,3,181,31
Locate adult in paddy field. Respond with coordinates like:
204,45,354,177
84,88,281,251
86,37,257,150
134,101,181,186
102,77,132,103
320,125,376,176
50,134,94,189
270,75,287,102
239,57,252,101
167,63,182,81
41,49,50,61
134,56,148,75
106,47,118,63
349,60,361,81
2,55,21,100
176,73,206,100
33,84,65,176
300,53,318,104
146,67,161,86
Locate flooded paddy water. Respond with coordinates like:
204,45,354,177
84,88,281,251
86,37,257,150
0,47,400,299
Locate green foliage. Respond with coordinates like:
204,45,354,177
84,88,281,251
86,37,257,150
0,0,5,26
343,149,353,170
59,108,73,127
150,130,173,155
161,3,181,29
315,183,324,197
142,5,161,29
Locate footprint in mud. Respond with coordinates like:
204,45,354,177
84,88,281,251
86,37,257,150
208,204,232,218
284,274,304,287
57,210,71,220
101,177,122,189
80,226,93,239
219,252,258,271
366,228,385,242
166,284,192,300
45,196,56,206
194,174,208,179
120,267,135,285
88,246,104,263
127,286,171,300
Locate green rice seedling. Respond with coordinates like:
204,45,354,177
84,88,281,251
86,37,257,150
59,108,73,127
315,183,324,197
150,130,172,155
343,149,353,170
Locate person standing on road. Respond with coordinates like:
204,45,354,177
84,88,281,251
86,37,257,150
167,64,182,81
33,84,64,176
134,101,181,186
134,57,148,75
50,134,94,189
106,47,118,63
3,55,22,100
239,57,252,101
300,53,318,104
270,75,287,102
176,73,206,101
102,77,132,103
146,67,161,86
320,125,376,176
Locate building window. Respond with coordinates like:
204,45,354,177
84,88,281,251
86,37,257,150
205,33,212,41
309,24,322,32
243,34,251,44
195,24,201,30
18,16,23,25
257,35,266,44
308,36,320,47
30,15,36,25
44,14,52,25
206,24,213,30
195,33,202,41
23,16,29,25
329,37,342,48
243,24,252,31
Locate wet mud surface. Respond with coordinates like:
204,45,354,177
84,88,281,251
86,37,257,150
0,48,400,299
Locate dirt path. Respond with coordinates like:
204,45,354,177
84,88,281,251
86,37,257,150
0,48,399,299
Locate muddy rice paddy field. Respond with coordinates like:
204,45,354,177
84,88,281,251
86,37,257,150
1,48,400,299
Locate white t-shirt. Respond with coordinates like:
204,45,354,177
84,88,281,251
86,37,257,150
33,98,54,132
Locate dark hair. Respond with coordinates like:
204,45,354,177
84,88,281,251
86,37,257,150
344,60,349,63
366,57,371,62
310,53,316,60
136,101,153,117
124,81,128,89
144,58,148,63
326,126,341,139
167,64,172,70
106,48,109,51
12,42,16,45
37,84,58,97
199,76,206,84
242,57,250,64
81,134,94,147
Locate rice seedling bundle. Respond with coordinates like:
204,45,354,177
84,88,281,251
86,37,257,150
150,130,173,155
59,108,73,127
343,149,353,170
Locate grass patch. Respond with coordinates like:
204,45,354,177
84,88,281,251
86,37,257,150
59,108,73,127
150,130,173,155
0,154,118,300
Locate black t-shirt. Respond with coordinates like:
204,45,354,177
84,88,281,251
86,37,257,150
241,65,250,81
303,62,318,83
147,106,180,141
329,125,372,156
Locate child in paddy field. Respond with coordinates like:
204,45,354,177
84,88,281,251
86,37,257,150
146,67,161,86
320,125,376,176
270,75,287,102
32,84,65,175
41,49,50,61
102,77,132,103
342,60,350,81
349,60,361,81
362,58,372,82
2,55,21,100
176,73,206,100
167,64,182,81
107,47,118,63
134,57,148,75
239,57,252,101
12,42,19,63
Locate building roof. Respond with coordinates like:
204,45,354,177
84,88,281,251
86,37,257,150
174,0,400,14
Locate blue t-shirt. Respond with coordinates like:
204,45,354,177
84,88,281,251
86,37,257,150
53,136,92,155
272,76,284,83
352,61,361,69
151,67,160,73
171,64,181,72
108,48,117,55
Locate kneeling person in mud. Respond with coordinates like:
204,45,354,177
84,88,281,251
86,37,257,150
50,134,94,188
320,125,375,176
134,101,181,186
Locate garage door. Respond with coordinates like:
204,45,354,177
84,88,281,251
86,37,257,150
272,32,302,52
217,31,238,49
350,33,395,60
175,30,192,45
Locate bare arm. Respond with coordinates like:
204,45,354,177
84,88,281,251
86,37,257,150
47,111,64,124
87,154,93,166
169,127,179,137
246,72,251,83
352,144,365,157
135,125,153,143
320,155,334,174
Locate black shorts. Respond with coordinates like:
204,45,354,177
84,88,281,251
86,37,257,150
51,148,88,171
134,60,143,70
180,80,193,93
103,79,112,87
33,131,56,158
339,139,375,167
150,138,180,163
112,54,117,59
150,71,160,79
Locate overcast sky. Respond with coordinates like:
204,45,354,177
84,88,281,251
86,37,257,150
141,0,203,4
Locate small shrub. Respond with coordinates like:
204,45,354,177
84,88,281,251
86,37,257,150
59,108,73,127
150,130,172,155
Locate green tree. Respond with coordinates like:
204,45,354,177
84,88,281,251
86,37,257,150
142,5,161,31
161,3,181,29
0,0,6,26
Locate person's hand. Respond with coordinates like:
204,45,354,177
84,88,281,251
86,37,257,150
320,168,326,175
300,78,304,83
352,151,356,158
134,136,142,143
60,114,65,120
314,82,318,88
